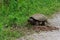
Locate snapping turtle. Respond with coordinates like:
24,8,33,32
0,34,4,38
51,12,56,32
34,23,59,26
28,14,49,26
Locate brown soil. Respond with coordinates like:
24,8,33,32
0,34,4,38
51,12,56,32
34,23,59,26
32,26,59,32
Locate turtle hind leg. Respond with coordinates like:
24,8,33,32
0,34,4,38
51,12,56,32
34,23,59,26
39,21,47,26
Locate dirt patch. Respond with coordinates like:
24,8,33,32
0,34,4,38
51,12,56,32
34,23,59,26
32,26,59,32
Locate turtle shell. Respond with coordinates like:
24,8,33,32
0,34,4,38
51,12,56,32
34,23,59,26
31,14,47,21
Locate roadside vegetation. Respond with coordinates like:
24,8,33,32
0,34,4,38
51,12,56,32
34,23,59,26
0,0,60,40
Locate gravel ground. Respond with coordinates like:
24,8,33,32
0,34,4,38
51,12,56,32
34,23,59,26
17,12,60,40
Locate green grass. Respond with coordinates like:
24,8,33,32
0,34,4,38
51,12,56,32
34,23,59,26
0,27,25,40
0,0,60,40
2,0,60,26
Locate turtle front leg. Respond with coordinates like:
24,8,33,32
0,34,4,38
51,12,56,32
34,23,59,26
38,21,43,26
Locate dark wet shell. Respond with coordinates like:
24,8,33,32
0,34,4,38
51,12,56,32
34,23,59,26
31,14,47,21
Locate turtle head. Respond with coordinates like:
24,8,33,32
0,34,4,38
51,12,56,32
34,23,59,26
28,17,36,25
